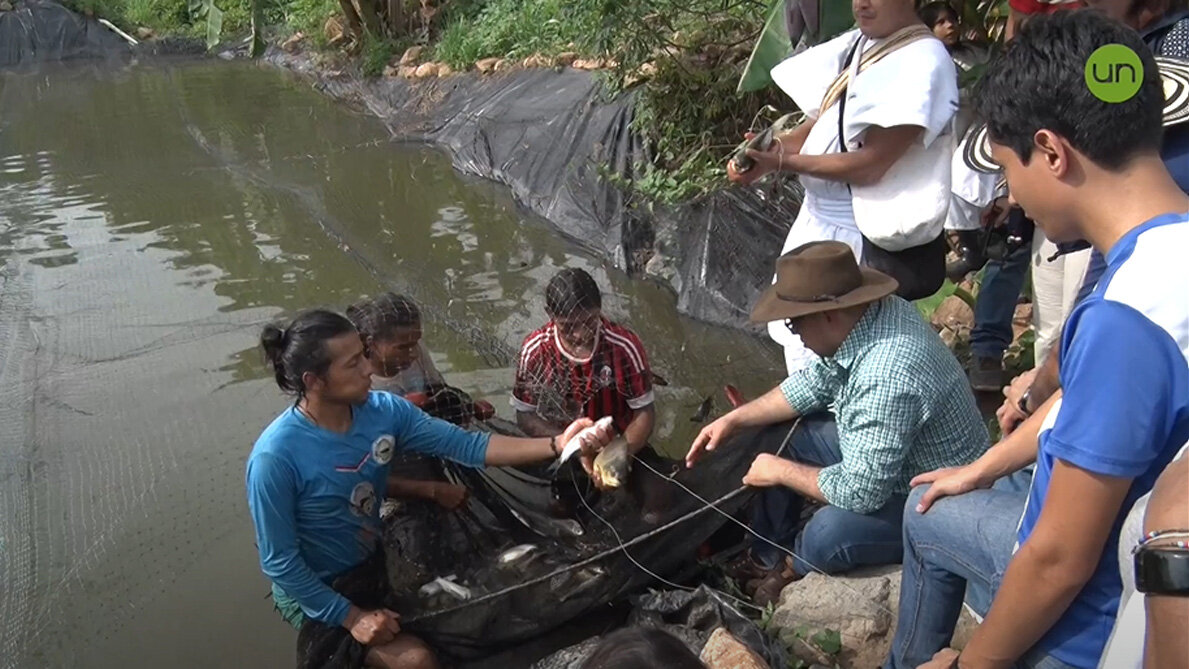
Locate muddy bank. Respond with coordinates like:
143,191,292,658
264,48,801,330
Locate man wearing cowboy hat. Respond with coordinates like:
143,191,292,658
685,241,988,606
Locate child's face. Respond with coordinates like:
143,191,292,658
369,325,422,376
932,14,959,46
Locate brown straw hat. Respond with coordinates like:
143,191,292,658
750,241,900,323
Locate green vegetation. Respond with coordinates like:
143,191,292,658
68,0,1010,204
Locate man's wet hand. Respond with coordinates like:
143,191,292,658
742,453,791,488
345,606,401,646
559,417,614,475
685,414,736,468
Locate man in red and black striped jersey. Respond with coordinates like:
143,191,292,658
511,269,656,473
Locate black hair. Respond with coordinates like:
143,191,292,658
973,9,1164,170
579,627,705,669
346,292,422,341
545,268,602,317
260,309,357,396
919,1,959,29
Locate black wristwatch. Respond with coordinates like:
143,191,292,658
1135,543,1189,595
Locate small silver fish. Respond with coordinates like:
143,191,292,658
498,544,538,565
419,576,473,601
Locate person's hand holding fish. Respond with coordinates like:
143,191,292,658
555,415,616,477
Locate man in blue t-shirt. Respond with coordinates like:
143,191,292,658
247,310,614,668
997,0,1189,432
885,12,1189,669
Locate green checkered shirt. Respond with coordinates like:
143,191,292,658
781,296,989,514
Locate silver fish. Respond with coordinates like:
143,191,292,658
557,416,615,465
498,543,539,565
419,576,473,601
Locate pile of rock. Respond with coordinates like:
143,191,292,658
768,566,978,669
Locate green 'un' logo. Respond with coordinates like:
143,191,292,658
1085,44,1143,103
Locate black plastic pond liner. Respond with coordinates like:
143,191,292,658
378,419,799,663
0,0,130,68
531,586,789,669
266,51,803,331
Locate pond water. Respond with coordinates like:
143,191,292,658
0,59,782,667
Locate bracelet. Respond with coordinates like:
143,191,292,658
549,435,560,457
1134,529,1189,553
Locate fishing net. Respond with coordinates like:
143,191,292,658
384,420,799,662
1,37,809,668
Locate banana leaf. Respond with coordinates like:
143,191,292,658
737,0,856,94
205,1,224,50
737,0,790,93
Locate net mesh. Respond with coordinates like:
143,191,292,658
0,43,801,668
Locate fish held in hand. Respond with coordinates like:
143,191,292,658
592,436,631,489
557,416,615,465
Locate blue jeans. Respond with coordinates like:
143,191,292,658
970,241,1031,360
884,485,1075,669
751,414,907,575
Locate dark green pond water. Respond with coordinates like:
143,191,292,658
0,59,781,667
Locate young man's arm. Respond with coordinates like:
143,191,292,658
622,404,655,455
958,461,1133,668
1142,453,1189,669
515,411,561,438
386,476,468,510
959,303,1186,668
912,391,1055,513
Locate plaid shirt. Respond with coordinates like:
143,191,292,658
781,297,989,514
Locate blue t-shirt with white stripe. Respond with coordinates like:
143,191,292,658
246,391,489,625
1021,214,1189,668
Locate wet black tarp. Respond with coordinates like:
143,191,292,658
267,51,800,329
0,0,130,68
379,420,798,663
532,586,789,669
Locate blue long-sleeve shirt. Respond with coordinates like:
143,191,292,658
245,390,489,626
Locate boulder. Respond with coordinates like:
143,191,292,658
0,1,14,11
475,57,500,74
397,65,417,78
700,627,769,669
281,32,304,53
323,15,346,47
413,62,437,78
931,294,974,334
770,566,979,668
572,58,603,70
435,62,454,77
400,45,424,65
493,58,513,72
383,64,399,77
555,51,579,66
135,26,155,40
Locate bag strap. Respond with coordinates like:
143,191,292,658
819,24,934,115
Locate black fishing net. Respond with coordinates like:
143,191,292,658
376,420,797,663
